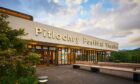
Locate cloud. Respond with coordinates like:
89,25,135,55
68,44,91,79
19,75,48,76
66,0,87,6
129,37,140,43
20,0,140,49
111,31,133,38
90,2,102,15
1,0,139,50
65,0,140,49
15,0,83,28
18,0,63,14
52,0,59,4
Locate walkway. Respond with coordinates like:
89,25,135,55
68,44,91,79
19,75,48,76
36,65,139,84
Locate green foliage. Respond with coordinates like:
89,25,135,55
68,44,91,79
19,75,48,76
110,50,140,63
0,13,39,84
18,76,38,84
16,61,35,78
0,13,26,53
24,52,41,65
1,75,17,84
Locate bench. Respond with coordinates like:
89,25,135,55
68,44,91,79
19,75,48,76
73,64,140,82
98,62,140,69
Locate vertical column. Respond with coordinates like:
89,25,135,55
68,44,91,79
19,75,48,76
85,50,87,64
47,47,50,66
64,48,66,64
79,49,82,64
70,48,72,64
91,50,93,64
103,51,106,62
68,48,71,64
93,50,95,64
64,48,68,64
103,51,105,62
106,51,111,62
86,50,88,64
58,47,62,65
82,50,84,64
101,51,103,62
92,50,94,64
89,50,91,64
61,47,64,64
90,50,92,64
55,48,58,65
87,50,89,64
104,51,107,62
83,50,85,64
74,49,77,64
72,49,75,64
81,49,84,64
75,49,77,64
71,48,74,64
95,50,98,64
102,51,104,62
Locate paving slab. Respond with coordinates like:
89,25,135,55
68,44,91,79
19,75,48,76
36,65,139,84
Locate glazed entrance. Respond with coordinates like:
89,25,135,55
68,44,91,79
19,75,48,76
27,44,76,65
27,44,111,65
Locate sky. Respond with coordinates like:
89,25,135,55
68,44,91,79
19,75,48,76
0,0,140,50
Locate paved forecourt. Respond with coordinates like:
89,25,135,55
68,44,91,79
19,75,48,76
36,65,139,84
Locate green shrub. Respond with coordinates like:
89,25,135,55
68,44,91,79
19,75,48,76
1,75,17,84
24,52,41,65
110,50,140,63
16,61,35,77
18,76,38,84
0,14,39,84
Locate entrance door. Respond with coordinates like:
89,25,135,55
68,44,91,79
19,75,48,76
43,51,48,64
49,51,55,64
48,50,58,65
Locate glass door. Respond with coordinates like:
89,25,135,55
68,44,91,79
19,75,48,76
49,50,57,65
46,47,58,65
43,51,48,64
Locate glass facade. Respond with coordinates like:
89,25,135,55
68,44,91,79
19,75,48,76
75,50,97,64
27,43,111,65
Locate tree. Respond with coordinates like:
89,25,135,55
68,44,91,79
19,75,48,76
110,50,140,63
0,13,26,53
0,13,39,84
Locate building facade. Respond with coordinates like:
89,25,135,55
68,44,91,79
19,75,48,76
0,7,118,65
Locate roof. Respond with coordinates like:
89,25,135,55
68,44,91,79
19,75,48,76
0,7,33,21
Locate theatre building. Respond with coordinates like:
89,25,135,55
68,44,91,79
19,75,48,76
0,7,118,65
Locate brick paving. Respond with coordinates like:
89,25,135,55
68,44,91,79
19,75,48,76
36,65,139,84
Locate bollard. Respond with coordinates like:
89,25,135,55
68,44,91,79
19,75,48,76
38,76,48,84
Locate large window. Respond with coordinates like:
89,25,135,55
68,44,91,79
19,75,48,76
58,48,69,64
